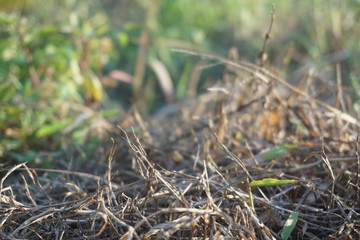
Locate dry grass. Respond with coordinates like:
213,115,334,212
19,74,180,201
1,50,360,239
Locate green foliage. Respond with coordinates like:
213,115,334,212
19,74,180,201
262,144,298,161
249,178,298,188
0,4,116,164
350,73,360,113
35,118,73,139
248,178,298,211
281,212,299,240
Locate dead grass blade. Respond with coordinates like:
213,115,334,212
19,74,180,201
171,48,360,127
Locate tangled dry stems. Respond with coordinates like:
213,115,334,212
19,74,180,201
1,54,360,239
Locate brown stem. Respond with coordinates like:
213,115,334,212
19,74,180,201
133,0,160,103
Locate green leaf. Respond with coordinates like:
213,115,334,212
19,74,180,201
249,178,298,187
8,151,37,163
281,212,299,240
1,138,22,151
234,131,242,140
118,32,129,47
0,82,16,102
83,71,103,102
94,109,122,118
35,118,72,138
1,105,21,117
262,144,298,161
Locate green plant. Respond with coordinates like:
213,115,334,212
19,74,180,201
0,6,118,164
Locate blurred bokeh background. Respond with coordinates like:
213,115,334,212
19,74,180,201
1,0,359,166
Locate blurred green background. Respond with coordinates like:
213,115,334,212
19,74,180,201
0,0,359,166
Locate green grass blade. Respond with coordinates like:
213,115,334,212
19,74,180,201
35,118,72,138
249,178,298,187
281,212,299,240
263,144,298,160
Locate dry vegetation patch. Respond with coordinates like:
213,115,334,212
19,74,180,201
1,53,360,239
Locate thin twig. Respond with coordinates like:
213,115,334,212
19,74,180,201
355,132,360,197
0,167,105,182
287,155,357,173
171,48,360,127
335,62,346,110
259,4,275,67
319,145,335,209
133,0,160,101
